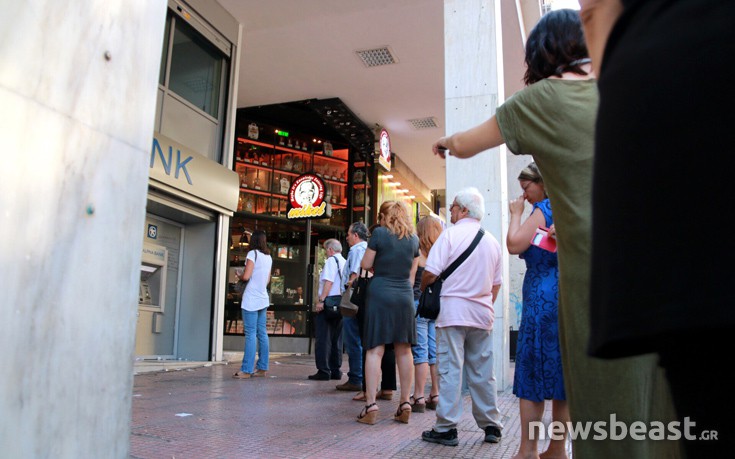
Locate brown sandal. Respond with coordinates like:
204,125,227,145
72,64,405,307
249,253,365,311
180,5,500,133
426,394,439,410
357,403,378,425
352,391,366,401
232,371,252,379
394,401,412,423
410,395,426,413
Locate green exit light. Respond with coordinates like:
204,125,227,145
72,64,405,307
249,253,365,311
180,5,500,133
276,130,289,137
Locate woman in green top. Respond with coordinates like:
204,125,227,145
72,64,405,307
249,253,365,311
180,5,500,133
432,9,677,459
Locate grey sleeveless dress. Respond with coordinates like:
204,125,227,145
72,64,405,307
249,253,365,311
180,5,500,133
362,226,418,349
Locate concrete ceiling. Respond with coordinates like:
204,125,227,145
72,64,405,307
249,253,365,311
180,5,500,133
216,0,447,191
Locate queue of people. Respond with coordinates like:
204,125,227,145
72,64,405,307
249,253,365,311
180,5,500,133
228,5,733,456
228,189,554,453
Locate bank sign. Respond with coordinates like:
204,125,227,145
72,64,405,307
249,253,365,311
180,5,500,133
149,133,239,214
287,174,326,219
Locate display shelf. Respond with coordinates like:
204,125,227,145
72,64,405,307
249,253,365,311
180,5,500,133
237,138,272,150
238,187,271,197
234,120,372,227
270,168,300,178
312,151,349,164
234,161,273,173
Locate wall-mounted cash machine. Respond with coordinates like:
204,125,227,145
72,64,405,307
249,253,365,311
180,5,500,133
139,243,168,313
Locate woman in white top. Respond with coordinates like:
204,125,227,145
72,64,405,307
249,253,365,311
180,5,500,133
233,230,273,379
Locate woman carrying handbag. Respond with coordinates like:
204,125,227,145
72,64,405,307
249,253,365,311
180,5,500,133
233,230,273,379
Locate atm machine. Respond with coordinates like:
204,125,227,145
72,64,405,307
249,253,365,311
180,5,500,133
137,243,168,354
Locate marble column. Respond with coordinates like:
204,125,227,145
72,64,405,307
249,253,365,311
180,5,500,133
443,0,512,389
0,1,167,457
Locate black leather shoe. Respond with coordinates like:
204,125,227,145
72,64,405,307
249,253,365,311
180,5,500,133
307,371,330,381
330,372,343,380
484,425,502,443
421,428,458,446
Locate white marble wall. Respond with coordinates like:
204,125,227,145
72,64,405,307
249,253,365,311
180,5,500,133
0,1,167,457
443,0,512,388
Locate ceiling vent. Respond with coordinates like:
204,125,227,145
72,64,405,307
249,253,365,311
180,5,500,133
408,117,439,130
355,47,398,67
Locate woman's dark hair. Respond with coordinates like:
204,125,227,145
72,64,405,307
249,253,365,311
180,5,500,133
248,230,270,255
523,9,589,85
518,162,543,183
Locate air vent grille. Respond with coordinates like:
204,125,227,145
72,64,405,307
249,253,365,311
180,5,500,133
355,47,398,67
408,117,439,130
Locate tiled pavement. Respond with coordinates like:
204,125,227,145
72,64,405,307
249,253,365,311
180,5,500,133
130,353,570,458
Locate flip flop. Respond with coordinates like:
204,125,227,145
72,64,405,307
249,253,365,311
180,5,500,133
353,391,366,401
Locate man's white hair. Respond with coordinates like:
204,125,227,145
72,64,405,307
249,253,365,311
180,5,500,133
324,238,342,252
454,187,485,220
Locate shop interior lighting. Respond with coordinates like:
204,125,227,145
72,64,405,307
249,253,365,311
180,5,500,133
386,181,401,187
408,195,416,199
379,174,393,179
239,226,249,246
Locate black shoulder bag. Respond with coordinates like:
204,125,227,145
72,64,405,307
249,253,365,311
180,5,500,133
323,257,344,321
349,268,371,309
416,228,485,320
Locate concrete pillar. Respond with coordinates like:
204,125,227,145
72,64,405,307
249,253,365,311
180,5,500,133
0,1,167,457
443,0,512,389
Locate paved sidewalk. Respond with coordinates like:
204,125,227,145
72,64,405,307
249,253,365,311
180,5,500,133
130,354,569,458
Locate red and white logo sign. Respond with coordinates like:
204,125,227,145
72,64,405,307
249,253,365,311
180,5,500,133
287,174,327,219
378,129,391,171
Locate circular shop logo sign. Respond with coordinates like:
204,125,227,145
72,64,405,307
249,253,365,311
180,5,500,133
288,174,326,219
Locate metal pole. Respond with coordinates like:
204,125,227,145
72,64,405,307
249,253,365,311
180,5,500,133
305,218,313,354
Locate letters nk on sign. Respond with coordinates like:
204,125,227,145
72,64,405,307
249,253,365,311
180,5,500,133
151,137,194,185
148,133,240,214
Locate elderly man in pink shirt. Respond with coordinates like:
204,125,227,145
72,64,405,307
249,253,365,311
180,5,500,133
420,187,503,447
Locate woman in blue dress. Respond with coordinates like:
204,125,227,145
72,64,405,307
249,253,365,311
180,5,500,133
507,163,567,459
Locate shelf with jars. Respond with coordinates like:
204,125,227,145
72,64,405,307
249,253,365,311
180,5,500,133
350,160,373,216
235,131,350,218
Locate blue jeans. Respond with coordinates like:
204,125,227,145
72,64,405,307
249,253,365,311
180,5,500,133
342,316,363,384
241,308,269,373
412,299,436,365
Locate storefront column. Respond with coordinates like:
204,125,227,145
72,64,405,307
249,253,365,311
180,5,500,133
0,1,167,457
442,0,512,389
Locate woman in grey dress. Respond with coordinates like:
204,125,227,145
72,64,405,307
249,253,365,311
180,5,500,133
357,200,419,425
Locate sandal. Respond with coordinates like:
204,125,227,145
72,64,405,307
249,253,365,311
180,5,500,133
352,391,366,402
394,401,412,423
410,395,426,413
377,390,394,400
426,394,439,410
357,402,378,425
